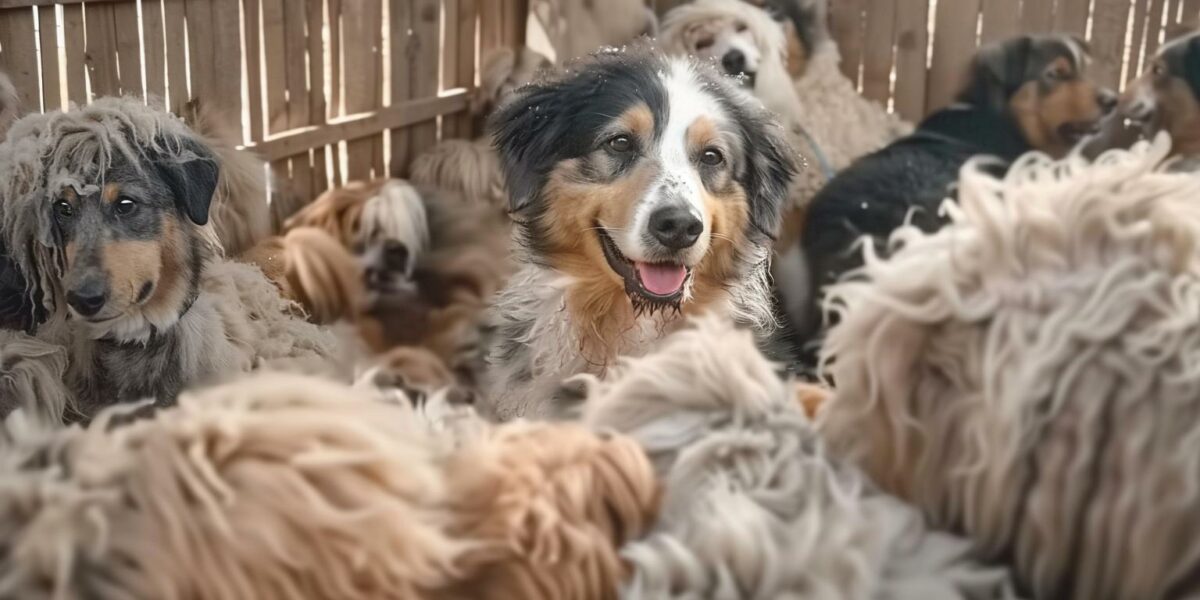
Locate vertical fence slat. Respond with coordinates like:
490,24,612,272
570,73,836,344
1055,0,1092,35
893,0,929,123
284,0,309,129
307,0,327,194
441,0,460,139
185,0,216,106
0,8,37,112
142,0,167,108
163,0,188,112
389,0,412,176
84,4,121,98
37,5,62,112
1092,0,1133,90
1145,0,1168,59
456,0,477,136
62,4,87,105
261,0,288,133
408,0,440,167
829,0,866,84
1020,0,1056,33
342,0,383,180
1184,0,1200,22
928,0,981,111
113,1,142,97
244,0,265,140
980,0,1021,44
1127,0,1151,82
860,0,897,105
212,0,242,140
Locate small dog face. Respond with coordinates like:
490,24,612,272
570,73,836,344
53,143,217,326
676,15,763,85
1122,32,1200,155
492,51,795,313
961,35,1117,156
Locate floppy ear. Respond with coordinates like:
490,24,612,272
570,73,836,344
153,137,219,225
490,82,568,214
738,115,797,241
1184,35,1200,101
959,35,1034,111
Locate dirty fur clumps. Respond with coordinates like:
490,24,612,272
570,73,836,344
0,331,70,427
570,316,1017,599
820,136,1200,599
0,373,659,599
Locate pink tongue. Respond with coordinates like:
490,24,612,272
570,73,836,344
635,262,688,296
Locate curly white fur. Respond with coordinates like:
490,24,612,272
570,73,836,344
570,316,1018,599
820,136,1200,599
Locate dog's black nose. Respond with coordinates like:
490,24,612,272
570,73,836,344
1098,89,1118,113
67,282,107,317
649,206,703,250
722,49,746,76
382,239,411,272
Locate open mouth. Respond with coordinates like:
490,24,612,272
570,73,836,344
1058,120,1102,144
596,225,691,310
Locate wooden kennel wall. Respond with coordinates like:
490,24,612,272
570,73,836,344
650,0,1200,124
0,0,527,221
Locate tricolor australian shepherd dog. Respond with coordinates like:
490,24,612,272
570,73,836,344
482,49,796,420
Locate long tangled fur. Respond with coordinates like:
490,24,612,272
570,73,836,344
0,331,70,427
0,373,658,599
820,136,1200,599
566,316,1017,598
239,226,366,326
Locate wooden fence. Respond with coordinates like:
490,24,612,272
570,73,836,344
0,0,526,221
650,0,1200,123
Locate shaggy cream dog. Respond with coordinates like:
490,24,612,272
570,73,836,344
820,136,1200,599
0,373,658,599
565,317,1018,598
530,0,657,64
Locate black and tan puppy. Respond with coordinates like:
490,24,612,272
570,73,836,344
795,35,1114,349
1121,30,1200,160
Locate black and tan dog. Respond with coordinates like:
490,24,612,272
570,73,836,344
1097,29,1200,164
795,35,1115,351
0,98,337,421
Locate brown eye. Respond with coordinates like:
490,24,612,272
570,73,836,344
695,37,715,51
700,148,725,166
54,200,74,219
735,22,748,32
607,135,634,154
114,197,137,216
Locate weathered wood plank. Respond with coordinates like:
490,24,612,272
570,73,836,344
441,0,460,138
84,3,120,97
388,0,411,175
1145,0,1168,59
184,0,215,105
162,0,188,111
829,0,866,84
261,0,288,133
248,90,469,161
927,0,981,111
407,0,440,173
283,0,309,128
37,5,62,111
0,7,38,110
61,3,87,105
306,0,325,123
1092,0,1133,90
141,0,167,108
860,0,897,105
455,0,477,136
212,0,242,140
113,0,142,96
1127,0,1152,82
243,0,264,140
342,0,383,179
1020,0,1056,34
980,0,1021,45
1054,0,1092,36
892,0,929,122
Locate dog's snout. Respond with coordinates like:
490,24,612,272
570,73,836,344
721,49,747,76
649,206,703,250
1097,89,1118,113
67,279,107,317
382,239,411,271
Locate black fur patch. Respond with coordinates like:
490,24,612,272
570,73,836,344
1161,32,1200,101
150,137,220,226
959,35,1087,112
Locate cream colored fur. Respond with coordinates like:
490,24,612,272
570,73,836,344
0,331,70,426
569,316,1017,598
0,373,658,599
820,136,1200,599
530,0,656,64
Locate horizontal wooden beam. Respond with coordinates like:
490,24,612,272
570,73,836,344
243,90,470,161
0,0,126,9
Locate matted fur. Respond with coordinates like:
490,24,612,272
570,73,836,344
820,136,1200,599
410,137,507,208
0,331,70,426
180,98,271,256
0,373,658,599
240,226,366,325
570,317,1017,599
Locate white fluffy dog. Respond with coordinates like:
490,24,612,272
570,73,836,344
821,136,1200,599
566,317,1018,598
